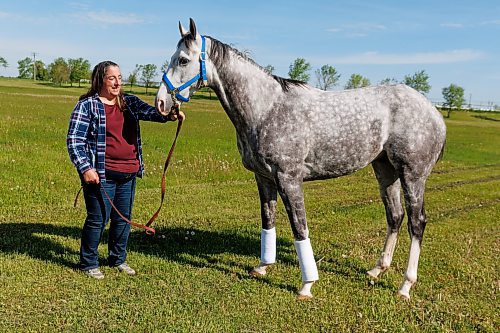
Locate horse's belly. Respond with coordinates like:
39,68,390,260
303,139,384,180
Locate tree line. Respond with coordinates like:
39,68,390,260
5,56,166,93
1,54,467,115
285,57,465,116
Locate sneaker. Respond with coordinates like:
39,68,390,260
117,263,136,276
84,268,104,280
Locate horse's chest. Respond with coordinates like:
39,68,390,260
237,136,259,169
236,125,307,176
236,133,271,174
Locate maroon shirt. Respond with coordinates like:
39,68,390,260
104,103,140,173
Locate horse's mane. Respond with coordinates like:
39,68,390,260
179,34,307,92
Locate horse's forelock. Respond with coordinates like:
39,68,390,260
177,33,197,49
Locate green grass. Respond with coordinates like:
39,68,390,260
0,78,498,332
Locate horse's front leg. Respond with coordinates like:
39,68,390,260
276,171,319,300
250,174,278,277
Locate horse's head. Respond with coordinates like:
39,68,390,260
156,18,207,116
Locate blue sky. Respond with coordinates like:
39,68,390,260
0,0,499,105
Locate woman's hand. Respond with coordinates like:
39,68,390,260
83,169,100,184
170,111,186,122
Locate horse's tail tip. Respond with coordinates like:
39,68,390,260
438,140,446,161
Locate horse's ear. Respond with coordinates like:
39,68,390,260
189,18,197,37
179,21,188,37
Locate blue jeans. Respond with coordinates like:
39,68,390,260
80,171,136,270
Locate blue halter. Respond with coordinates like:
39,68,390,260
162,35,208,103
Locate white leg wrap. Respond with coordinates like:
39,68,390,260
294,238,319,282
261,228,276,264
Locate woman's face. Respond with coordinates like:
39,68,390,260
100,65,122,99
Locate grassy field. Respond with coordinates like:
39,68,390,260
0,78,498,332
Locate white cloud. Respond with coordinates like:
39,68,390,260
324,49,486,65
82,10,144,25
481,20,500,26
0,10,50,24
440,23,464,28
67,2,91,11
326,23,387,37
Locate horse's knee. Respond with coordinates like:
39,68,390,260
292,228,308,241
407,211,427,239
388,209,404,233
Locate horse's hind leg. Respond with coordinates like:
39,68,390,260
398,173,428,300
250,174,278,277
368,155,405,279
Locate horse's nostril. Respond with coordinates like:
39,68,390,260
159,100,168,115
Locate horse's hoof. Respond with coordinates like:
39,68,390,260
249,268,265,277
367,266,387,279
366,269,379,280
397,290,411,301
297,293,313,301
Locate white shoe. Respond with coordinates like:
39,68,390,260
84,268,104,280
117,263,136,276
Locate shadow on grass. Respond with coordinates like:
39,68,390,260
0,222,81,269
0,222,374,293
129,225,299,293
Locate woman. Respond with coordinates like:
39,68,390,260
67,61,184,279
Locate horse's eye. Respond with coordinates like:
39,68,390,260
178,57,189,66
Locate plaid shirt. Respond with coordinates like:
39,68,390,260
67,93,170,181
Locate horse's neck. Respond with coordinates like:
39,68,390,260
208,50,281,131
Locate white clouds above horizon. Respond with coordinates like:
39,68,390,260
440,23,464,28
481,19,500,26
322,49,486,65
326,23,387,37
0,8,146,27
83,10,144,25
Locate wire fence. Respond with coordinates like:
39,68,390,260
430,100,500,112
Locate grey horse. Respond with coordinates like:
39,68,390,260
156,19,446,300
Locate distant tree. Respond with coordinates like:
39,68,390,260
140,64,158,95
345,74,370,89
379,77,399,85
315,64,341,91
263,65,275,75
288,58,311,82
128,64,142,92
0,57,8,69
34,60,49,81
442,84,465,118
403,70,431,95
68,58,91,87
161,60,169,73
17,57,33,79
48,57,70,86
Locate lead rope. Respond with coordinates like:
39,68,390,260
144,117,183,234
73,118,183,236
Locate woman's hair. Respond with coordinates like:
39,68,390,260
79,60,126,110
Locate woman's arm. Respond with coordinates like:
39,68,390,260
126,94,171,123
66,100,93,175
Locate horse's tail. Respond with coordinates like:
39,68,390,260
438,139,446,161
